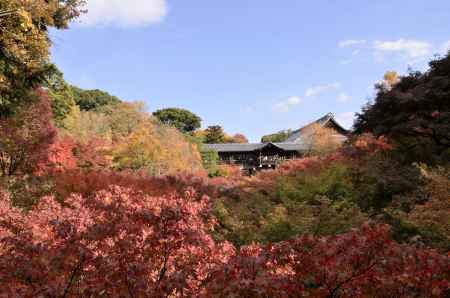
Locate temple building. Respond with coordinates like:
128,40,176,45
202,113,349,174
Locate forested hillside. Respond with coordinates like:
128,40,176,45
0,1,449,297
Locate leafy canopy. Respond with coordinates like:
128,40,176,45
153,107,202,133
205,125,225,143
71,86,121,112
0,0,85,116
261,130,290,143
354,52,450,165
0,90,56,176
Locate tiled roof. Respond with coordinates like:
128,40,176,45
274,142,309,151
202,143,266,152
202,113,349,153
202,142,309,153
286,113,349,142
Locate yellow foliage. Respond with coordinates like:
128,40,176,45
383,71,399,87
61,101,204,175
304,123,344,156
61,106,113,143
113,120,203,176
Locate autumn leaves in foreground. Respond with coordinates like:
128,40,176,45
0,184,448,297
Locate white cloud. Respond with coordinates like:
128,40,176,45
80,0,168,27
336,112,355,129
337,92,351,103
273,96,302,113
339,38,450,65
338,39,367,48
373,39,432,59
305,82,341,97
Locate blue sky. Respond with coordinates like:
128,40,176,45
50,0,450,142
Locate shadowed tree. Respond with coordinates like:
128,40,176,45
354,52,450,165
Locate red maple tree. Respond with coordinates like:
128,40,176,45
0,90,56,176
1,188,448,297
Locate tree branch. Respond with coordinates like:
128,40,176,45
61,256,85,298
0,9,17,18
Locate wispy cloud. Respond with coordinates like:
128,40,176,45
305,82,341,97
273,96,302,113
339,38,449,65
337,93,351,103
373,39,432,59
79,0,168,27
338,39,367,48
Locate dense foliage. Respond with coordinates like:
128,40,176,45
153,107,202,133
0,186,233,297
112,120,203,175
44,65,77,126
0,0,85,115
71,85,121,112
0,90,56,176
206,224,449,297
354,53,450,165
205,125,226,143
0,188,448,296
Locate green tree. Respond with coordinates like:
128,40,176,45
44,65,76,127
0,0,85,116
153,108,202,133
200,148,220,177
71,86,121,111
261,130,290,143
354,53,450,165
205,125,225,144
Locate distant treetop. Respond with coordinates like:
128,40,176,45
261,130,290,143
205,125,225,144
70,86,121,112
153,108,202,133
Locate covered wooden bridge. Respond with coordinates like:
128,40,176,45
202,113,349,174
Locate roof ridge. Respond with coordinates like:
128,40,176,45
289,112,334,135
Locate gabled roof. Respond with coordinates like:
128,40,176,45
286,113,349,143
203,143,266,152
202,142,308,153
202,113,348,153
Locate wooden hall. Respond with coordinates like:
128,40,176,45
202,113,349,174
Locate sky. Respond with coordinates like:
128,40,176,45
50,0,450,142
